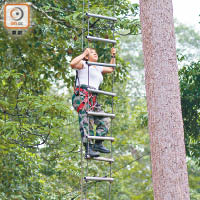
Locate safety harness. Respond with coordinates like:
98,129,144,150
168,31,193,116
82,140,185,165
74,87,97,113
74,67,97,113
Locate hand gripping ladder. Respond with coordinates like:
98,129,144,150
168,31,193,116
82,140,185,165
80,1,117,199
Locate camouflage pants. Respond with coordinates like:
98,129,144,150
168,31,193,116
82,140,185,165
72,91,110,143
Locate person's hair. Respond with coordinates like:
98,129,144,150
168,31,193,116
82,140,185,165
83,48,97,61
88,48,96,52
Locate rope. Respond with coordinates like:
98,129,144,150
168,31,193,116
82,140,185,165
109,0,116,198
85,0,90,199
81,0,85,199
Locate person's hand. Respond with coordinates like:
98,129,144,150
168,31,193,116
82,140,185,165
83,48,90,57
111,47,116,56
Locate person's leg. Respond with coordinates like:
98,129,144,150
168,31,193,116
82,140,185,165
72,94,99,157
93,107,111,153
95,116,110,137
78,109,94,142
79,110,100,157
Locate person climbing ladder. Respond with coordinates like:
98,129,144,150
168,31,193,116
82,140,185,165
70,47,116,157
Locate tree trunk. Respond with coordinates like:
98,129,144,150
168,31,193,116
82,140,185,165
139,0,190,199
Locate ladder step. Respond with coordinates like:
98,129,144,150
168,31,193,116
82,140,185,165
86,135,115,142
86,36,116,44
86,156,114,163
86,12,117,21
87,61,116,68
87,88,116,97
87,111,115,118
84,176,114,182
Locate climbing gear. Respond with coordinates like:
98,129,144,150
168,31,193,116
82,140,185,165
74,87,97,113
93,140,110,153
84,143,100,157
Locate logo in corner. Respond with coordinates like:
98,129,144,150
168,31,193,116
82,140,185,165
4,3,30,31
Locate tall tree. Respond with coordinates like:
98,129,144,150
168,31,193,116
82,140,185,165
139,0,190,199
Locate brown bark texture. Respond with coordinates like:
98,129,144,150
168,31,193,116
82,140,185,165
139,0,190,199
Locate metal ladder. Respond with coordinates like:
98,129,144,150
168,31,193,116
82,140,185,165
81,1,117,199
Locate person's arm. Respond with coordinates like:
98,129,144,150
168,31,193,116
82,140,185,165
70,48,89,69
102,47,116,74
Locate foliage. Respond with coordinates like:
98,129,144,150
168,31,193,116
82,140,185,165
188,160,200,200
175,22,200,168
175,21,200,66
0,0,139,143
179,61,200,166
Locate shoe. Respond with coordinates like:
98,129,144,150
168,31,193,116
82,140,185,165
84,143,100,157
93,141,110,153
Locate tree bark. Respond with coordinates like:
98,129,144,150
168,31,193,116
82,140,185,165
139,0,190,199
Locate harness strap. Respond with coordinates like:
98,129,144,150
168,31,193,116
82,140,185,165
75,88,97,113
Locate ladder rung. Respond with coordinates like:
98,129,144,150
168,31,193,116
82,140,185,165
86,135,115,142
86,36,116,44
86,156,114,163
87,61,116,68
84,177,114,182
87,111,115,118
87,88,116,97
86,12,117,21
